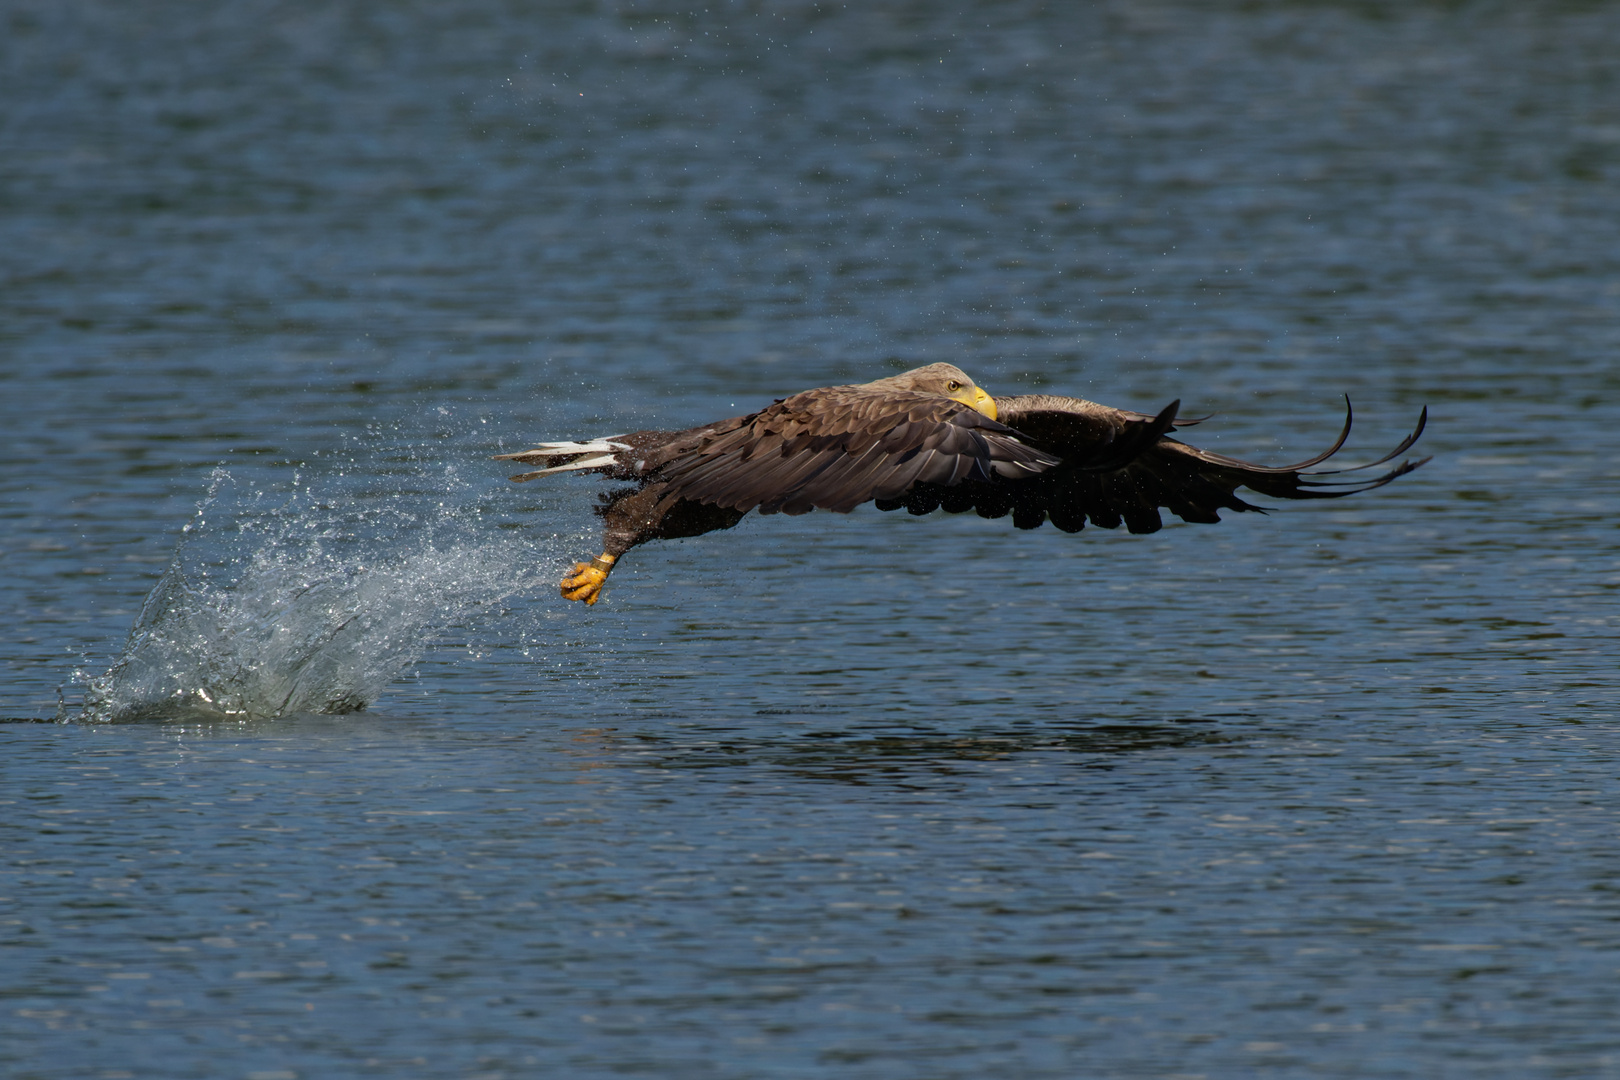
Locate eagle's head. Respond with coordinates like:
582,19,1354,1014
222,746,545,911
863,363,998,421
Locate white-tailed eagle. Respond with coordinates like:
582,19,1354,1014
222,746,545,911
495,364,1427,605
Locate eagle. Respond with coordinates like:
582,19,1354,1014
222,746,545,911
495,364,1427,605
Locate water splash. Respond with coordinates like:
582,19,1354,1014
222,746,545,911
67,453,566,723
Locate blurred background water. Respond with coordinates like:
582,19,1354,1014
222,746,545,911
3,1,1619,1077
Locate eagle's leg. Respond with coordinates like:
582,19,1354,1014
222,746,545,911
560,484,745,606
560,553,616,605
558,485,665,606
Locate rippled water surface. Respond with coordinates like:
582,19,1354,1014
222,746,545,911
4,2,1619,1077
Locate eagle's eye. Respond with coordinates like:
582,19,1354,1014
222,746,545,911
947,380,963,392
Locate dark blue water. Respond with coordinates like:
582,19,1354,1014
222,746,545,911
4,2,1619,1077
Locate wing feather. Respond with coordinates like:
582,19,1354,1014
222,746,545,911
880,394,1429,534
652,386,1059,516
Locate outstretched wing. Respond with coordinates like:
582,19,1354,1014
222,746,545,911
875,394,1429,533
655,386,1060,516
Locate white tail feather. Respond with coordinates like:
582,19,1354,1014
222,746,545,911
514,453,620,479
493,438,630,462
497,438,631,482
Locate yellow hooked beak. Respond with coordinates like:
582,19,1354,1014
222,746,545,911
952,385,998,421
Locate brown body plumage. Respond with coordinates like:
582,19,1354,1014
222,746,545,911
495,364,1427,604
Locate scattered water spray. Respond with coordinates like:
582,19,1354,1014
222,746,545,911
66,434,578,722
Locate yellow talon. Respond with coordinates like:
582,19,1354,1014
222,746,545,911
560,553,616,605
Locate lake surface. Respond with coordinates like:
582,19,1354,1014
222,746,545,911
4,1,1619,1076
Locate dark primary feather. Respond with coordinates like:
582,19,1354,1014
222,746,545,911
873,394,1429,535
